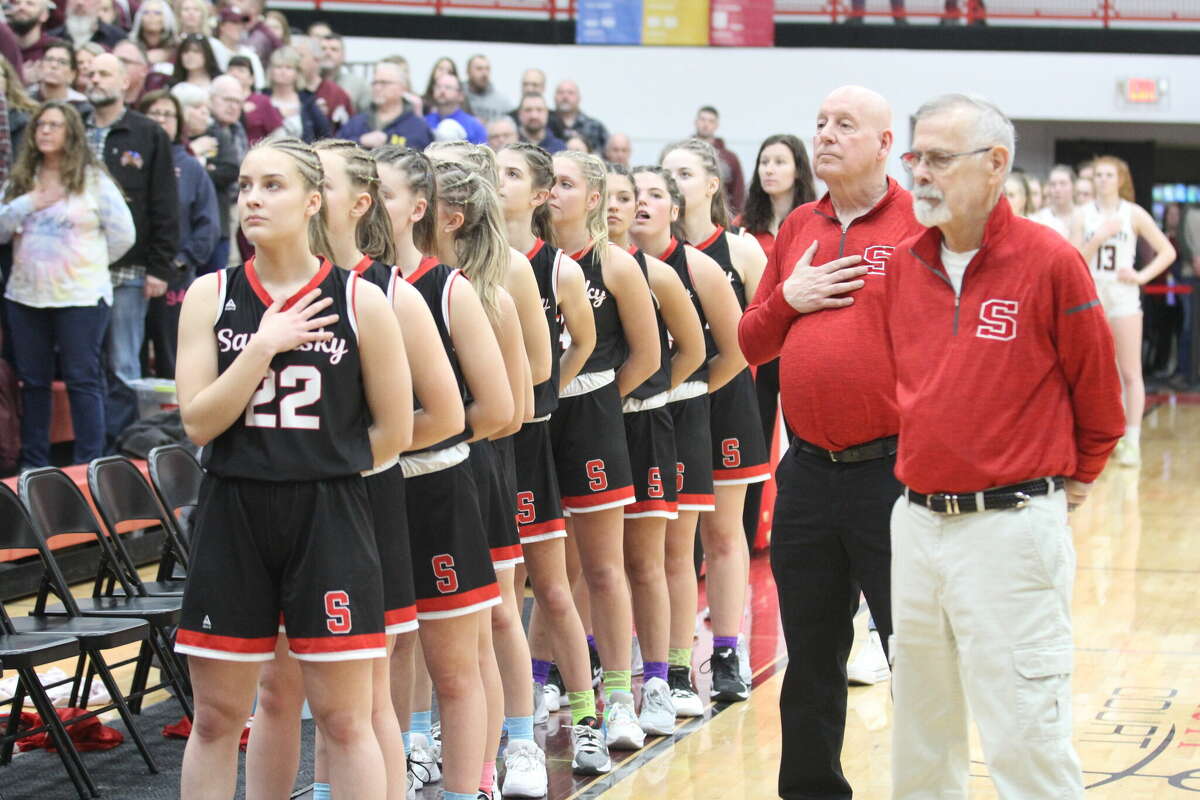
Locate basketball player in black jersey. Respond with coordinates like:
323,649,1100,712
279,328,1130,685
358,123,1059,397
243,139,464,800
606,164,706,734
174,137,413,800
629,165,746,715
548,151,660,749
497,142,616,775
662,139,768,701
374,146,516,800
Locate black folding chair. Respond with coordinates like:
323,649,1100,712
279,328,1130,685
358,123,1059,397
19,468,193,717
147,445,203,550
0,616,91,800
0,483,161,782
88,457,189,598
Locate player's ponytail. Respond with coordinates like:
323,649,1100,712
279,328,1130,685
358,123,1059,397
313,138,397,266
373,145,438,256
434,160,508,325
661,137,731,230
503,142,556,247
553,151,609,264
252,136,335,262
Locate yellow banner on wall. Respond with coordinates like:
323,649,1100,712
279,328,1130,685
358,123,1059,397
642,0,710,46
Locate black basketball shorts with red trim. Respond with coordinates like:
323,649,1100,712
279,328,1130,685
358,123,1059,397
709,369,771,486
512,421,566,544
403,453,501,620
669,394,715,512
364,463,417,634
549,381,635,515
623,406,678,519
468,438,523,571
176,474,386,662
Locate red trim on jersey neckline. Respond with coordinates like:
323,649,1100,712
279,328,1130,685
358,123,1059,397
569,245,592,262
525,238,546,261
415,582,501,612
693,226,725,252
405,256,441,285
659,238,680,262
626,244,639,256
489,543,524,565
562,485,636,509
288,632,387,655
713,463,772,479
384,606,418,627
176,629,277,654
244,256,334,311
352,254,373,275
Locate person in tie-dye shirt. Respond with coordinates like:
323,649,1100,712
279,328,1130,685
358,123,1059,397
0,100,134,467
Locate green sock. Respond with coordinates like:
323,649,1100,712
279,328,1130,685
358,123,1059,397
669,647,692,668
569,690,596,725
602,669,632,699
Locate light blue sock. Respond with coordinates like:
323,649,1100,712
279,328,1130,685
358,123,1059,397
441,793,477,800
402,729,411,752
312,783,331,800
411,710,433,738
505,715,534,742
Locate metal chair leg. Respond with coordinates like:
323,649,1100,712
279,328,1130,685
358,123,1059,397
89,649,160,774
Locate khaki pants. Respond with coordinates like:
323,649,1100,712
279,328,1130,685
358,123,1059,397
890,490,1084,800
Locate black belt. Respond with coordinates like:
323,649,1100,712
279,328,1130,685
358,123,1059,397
793,435,898,464
905,476,1065,515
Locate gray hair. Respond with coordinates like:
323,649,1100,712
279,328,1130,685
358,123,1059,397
913,93,1016,172
292,34,321,59
170,81,208,108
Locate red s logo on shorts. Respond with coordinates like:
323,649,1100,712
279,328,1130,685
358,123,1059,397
432,555,459,594
676,461,685,493
647,467,664,499
586,459,608,491
324,590,352,634
721,438,741,468
515,491,536,525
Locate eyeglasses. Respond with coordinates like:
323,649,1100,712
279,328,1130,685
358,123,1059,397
900,147,991,173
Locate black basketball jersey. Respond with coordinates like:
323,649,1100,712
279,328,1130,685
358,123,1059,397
695,226,748,309
404,257,472,453
574,244,628,375
660,237,711,383
352,254,393,293
526,239,562,417
627,246,671,401
203,259,373,481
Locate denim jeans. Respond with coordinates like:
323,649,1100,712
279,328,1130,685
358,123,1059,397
5,298,111,467
106,278,149,444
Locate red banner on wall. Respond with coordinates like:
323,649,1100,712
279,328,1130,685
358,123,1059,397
710,0,775,47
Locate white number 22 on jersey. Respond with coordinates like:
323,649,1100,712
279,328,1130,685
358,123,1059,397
245,365,322,429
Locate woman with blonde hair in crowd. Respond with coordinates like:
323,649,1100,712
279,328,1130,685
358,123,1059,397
1071,155,1176,466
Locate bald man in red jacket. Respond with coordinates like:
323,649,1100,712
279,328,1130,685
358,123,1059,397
885,94,1122,799
739,86,923,800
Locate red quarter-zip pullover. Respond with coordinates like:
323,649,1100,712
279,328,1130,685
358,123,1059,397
739,178,923,451
884,197,1124,493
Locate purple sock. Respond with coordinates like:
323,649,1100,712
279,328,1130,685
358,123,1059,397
586,635,597,651
532,658,552,685
643,661,669,683
713,636,739,651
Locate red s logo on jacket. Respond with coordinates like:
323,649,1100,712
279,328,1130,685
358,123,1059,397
977,299,1019,341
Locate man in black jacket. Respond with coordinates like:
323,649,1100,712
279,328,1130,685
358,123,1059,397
83,52,179,443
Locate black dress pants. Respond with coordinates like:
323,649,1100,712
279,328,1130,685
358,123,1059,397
770,441,899,800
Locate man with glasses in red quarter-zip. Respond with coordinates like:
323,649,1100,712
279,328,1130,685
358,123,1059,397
739,85,922,800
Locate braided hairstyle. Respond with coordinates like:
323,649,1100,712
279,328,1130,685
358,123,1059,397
247,136,334,261
433,159,509,325
660,137,730,229
372,145,438,256
630,165,687,245
553,150,609,261
502,141,555,246
313,138,397,265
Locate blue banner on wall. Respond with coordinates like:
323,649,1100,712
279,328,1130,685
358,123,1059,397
576,0,643,45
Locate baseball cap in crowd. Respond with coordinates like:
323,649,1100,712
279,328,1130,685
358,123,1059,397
219,6,251,24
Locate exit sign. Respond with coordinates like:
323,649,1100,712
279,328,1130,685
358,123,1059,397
1118,77,1169,108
